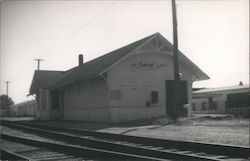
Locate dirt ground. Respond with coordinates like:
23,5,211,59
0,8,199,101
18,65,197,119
98,117,250,147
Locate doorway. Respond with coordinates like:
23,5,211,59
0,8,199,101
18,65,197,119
50,89,64,119
51,90,60,111
166,80,188,117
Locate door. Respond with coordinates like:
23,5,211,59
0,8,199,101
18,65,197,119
50,89,64,119
166,80,188,117
51,90,60,111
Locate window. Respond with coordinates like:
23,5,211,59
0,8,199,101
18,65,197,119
212,102,217,110
110,90,122,100
202,102,207,110
151,91,158,104
40,89,47,111
208,97,213,110
192,103,196,111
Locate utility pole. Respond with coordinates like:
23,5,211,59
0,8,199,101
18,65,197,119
5,81,9,96
34,59,44,70
171,0,180,121
172,0,180,81
5,81,10,116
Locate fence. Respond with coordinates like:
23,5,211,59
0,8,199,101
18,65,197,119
191,107,250,118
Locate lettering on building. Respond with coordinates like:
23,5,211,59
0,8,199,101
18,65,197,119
131,62,167,70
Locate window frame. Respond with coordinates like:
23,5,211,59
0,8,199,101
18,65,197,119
192,103,196,111
151,91,158,104
202,102,207,110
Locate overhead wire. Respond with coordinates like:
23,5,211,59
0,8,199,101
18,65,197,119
6,1,120,82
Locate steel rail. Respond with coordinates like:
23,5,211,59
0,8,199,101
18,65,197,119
2,120,249,159
1,133,164,161
2,121,229,161
0,147,30,160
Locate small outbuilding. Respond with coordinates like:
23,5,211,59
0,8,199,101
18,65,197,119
29,33,209,122
192,84,250,117
9,100,37,117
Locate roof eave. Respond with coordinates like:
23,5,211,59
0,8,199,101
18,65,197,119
99,33,158,75
49,74,101,89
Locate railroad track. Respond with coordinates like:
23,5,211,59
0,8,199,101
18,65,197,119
1,138,85,161
1,134,163,161
2,120,250,161
1,147,30,160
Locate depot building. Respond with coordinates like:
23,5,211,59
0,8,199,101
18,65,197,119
29,33,209,122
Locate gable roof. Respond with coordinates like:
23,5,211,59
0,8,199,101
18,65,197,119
29,70,64,95
30,32,210,93
155,33,209,81
52,33,157,89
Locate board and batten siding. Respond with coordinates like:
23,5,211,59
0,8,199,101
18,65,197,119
36,89,50,120
36,89,64,120
63,77,110,121
108,52,194,122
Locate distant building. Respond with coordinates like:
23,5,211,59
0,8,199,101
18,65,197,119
192,84,250,117
29,33,209,122
9,100,36,117
0,109,6,117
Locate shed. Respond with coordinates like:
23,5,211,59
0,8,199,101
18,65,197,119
192,84,250,117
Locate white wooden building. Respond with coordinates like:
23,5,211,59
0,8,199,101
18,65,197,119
192,84,250,117
29,33,209,122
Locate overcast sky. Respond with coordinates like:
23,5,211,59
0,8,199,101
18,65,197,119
0,0,249,104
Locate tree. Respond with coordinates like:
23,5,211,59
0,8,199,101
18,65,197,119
0,94,14,109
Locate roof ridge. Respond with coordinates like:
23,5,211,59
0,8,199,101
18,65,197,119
31,32,209,90
51,33,158,88
35,70,64,72
64,33,158,74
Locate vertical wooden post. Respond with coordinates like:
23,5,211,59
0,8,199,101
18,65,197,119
34,59,44,70
172,0,180,81
5,81,10,116
171,0,180,121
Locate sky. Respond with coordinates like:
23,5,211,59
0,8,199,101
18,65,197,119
0,0,249,104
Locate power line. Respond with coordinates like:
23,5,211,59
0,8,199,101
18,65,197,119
5,2,120,82
41,2,120,59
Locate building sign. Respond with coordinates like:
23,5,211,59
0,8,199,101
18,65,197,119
131,62,167,70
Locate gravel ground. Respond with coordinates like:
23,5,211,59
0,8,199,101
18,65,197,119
0,125,63,144
97,118,250,147
1,117,249,147
0,124,161,161
123,125,249,146
0,140,38,153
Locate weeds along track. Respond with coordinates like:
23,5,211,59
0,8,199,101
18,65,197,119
2,120,249,161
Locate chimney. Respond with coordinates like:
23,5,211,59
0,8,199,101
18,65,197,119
78,54,83,66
